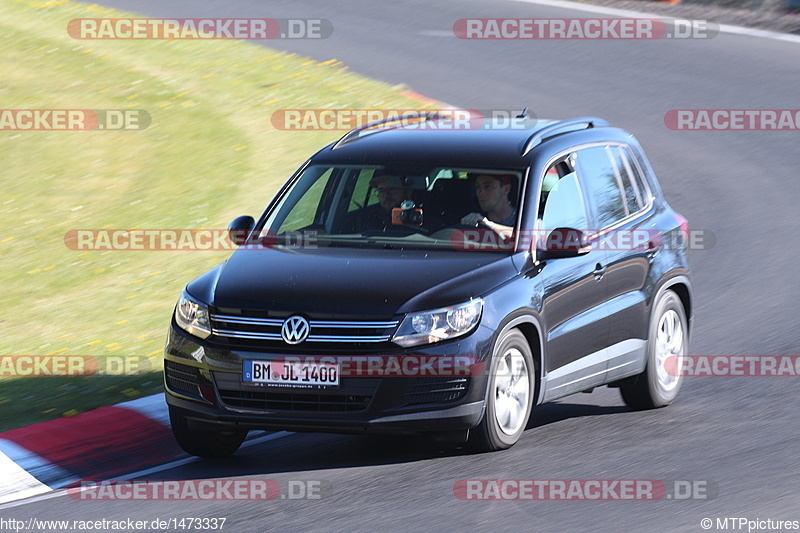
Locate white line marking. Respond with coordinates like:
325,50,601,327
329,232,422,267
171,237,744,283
0,448,53,505
117,394,170,427
0,440,77,495
112,431,294,480
419,30,456,37
0,431,294,509
510,0,800,44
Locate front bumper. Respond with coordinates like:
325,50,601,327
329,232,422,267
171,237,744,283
164,321,494,434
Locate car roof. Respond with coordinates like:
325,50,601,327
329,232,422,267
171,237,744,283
308,115,620,169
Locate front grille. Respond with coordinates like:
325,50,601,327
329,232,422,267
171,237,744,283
209,312,399,351
165,360,201,395
404,377,469,406
218,389,371,412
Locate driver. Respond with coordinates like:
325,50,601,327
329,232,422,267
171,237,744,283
461,173,516,238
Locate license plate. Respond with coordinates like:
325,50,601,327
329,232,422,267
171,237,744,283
243,360,340,387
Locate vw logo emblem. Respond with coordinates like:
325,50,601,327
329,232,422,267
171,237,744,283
281,316,310,344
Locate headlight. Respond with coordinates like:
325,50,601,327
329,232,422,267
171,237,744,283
392,299,483,347
174,290,211,339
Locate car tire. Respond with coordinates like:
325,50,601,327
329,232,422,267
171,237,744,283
620,289,688,410
169,405,248,458
469,329,535,452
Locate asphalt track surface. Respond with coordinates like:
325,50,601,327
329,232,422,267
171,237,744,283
6,0,800,531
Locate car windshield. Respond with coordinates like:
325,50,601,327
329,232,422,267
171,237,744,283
255,165,524,251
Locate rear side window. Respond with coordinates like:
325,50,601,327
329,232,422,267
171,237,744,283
608,146,642,214
627,143,658,197
617,146,650,209
574,146,627,229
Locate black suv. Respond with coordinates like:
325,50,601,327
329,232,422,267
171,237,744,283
165,113,692,456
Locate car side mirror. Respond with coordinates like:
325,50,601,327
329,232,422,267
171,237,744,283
538,227,591,259
228,215,255,246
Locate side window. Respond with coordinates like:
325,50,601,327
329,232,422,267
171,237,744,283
348,169,377,212
607,146,641,214
574,146,627,229
277,167,334,232
618,146,650,208
538,164,589,232
627,144,658,201
430,168,455,184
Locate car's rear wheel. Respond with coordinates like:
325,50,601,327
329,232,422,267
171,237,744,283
469,329,535,452
169,405,248,458
620,289,688,410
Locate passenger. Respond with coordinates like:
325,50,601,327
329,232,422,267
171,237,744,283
350,173,413,232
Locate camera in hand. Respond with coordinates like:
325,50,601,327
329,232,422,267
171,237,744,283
392,200,424,226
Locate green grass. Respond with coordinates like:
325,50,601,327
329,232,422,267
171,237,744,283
0,0,432,431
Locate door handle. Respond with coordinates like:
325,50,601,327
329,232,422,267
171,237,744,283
646,238,662,259
593,263,606,281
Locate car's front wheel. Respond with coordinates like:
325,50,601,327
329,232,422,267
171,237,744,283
620,289,688,410
169,405,248,458
469,329,535,452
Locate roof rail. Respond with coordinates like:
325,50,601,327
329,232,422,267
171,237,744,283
521,117,609,155
332,111,446,149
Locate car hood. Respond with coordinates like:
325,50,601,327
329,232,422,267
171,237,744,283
187,245,519,317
